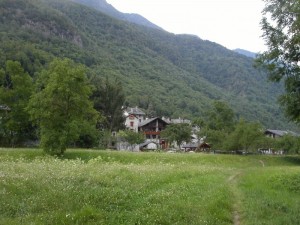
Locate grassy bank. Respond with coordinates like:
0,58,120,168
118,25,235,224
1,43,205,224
0,149,299,224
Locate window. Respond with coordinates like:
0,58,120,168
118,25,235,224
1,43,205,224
130,121,134,127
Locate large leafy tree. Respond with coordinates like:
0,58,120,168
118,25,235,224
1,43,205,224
0,60,34,146
161,123,192,149
257,0,300,122
28,58,98,155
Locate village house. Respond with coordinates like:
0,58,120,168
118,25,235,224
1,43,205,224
123,106,200,151
264,129,299,138
0,105,11,112
138,117,169,149
124,107,146,132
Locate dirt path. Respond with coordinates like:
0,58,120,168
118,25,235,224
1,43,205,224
228,161,264,225
259,160,265,167
227,172,242,225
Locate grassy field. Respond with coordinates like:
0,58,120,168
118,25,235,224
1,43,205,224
0,149,299,225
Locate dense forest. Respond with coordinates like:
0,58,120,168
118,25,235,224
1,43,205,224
0,0,296,132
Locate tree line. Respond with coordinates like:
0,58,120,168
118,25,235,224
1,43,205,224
160,101,300,154
0,58,125,155
1,54,300,155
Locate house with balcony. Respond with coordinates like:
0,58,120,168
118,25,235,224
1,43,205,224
138,117,169,149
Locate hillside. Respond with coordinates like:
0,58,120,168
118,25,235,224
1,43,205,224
0,0,295,130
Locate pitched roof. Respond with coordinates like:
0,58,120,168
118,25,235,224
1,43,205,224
126,107,145,115
0,105,10,111
265,129,299,137
139,141,158,148
139,117,169,127
265,129,287,137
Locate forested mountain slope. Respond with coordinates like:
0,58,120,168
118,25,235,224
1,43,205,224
0,0,294,130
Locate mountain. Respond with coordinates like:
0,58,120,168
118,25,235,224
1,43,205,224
233,49,257,58
70,0,162,30
0,0,295,130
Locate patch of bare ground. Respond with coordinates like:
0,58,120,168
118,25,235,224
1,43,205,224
259,160,265,167
227,172,242,225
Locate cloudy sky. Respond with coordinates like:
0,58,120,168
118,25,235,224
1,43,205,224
106,0,266,53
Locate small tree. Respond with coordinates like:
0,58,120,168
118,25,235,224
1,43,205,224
119,130,145,151
28,58,98,155
161,123,192,149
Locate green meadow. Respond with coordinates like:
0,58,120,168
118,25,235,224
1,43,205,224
0,149,300,225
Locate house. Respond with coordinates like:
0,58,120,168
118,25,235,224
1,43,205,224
0,105,10,111
198,142,211,152
124,107,146,132
264,129,298,138
138,117,169,149
123,106,196,151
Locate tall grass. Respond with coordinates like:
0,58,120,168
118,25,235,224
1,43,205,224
0,149,300,224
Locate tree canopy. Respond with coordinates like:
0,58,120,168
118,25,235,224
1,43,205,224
28,58,98,155
161,123,192,149
224,119,265,152
257,0,300,123
119,130,145,151
91,76,125,132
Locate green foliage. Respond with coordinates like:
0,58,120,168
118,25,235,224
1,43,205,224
119,130,145,150
27,58,98,155
202,129,228,150
207,101,236,132
224,119,264,152
200,101,236,149
91,76,125,132
0,60,34,146
161,123,192,149
257,0,300,123
275,134,300,154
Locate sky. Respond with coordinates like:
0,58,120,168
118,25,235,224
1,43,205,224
106,0,267,53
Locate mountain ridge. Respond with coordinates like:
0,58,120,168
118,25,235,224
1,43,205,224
70,0,162,30
0,0,295,130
